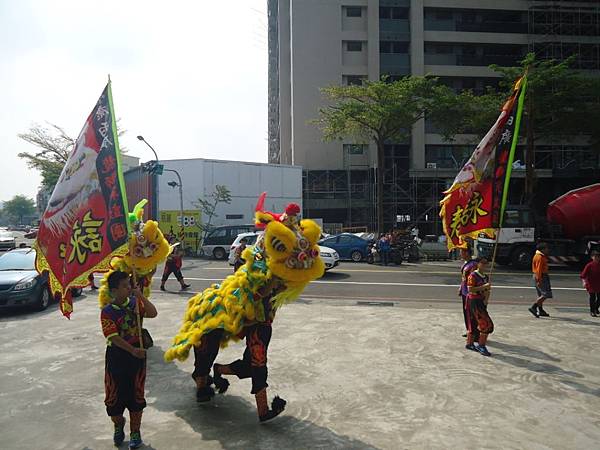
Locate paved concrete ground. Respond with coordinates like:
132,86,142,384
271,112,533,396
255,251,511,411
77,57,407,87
1,263,598,449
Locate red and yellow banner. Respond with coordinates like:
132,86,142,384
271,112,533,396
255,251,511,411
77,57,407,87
440,77,526,250
34,82,130,317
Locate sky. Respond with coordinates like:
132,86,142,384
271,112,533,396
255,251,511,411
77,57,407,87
0,0,268,203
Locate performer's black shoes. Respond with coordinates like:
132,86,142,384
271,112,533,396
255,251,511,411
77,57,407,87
259,396,287,423
528,305,539,318
538,307,550,317
196,385,215,402
212,366,230,394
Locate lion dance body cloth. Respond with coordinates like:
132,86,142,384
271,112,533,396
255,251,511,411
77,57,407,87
164,194,324,421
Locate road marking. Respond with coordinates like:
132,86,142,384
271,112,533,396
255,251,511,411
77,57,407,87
198,267,578,277
154,276,584,291
300,295,584,307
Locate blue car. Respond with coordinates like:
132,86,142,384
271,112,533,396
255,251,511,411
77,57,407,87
318,233,370,262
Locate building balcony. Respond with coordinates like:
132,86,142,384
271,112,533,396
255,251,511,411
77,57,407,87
425,19,528,34
424,53,522,67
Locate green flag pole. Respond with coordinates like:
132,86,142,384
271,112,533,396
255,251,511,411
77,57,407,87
489,76,528,289
499,76,528,227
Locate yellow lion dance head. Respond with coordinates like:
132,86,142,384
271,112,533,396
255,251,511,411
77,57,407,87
253,194,324,305
98,201,172,308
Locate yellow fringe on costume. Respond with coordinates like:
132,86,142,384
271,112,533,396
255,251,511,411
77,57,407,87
165,214,325,363
164,249,271,362
98,218,171,309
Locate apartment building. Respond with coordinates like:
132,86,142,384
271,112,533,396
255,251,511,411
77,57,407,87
268,0,600,233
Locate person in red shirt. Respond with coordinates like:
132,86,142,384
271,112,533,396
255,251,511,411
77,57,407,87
101,271,158,448
581,250,600,317
160,246,191,291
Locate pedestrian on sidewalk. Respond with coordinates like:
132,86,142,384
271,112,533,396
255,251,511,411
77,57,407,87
529,242,552,318
233,238,248,272
465,257,493,356
581,250,600,317
88,273,98,291
378,234,391,266
160,246,191,291
458,247,477,336
101,271,158,448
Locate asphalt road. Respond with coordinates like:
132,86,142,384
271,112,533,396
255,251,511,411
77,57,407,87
161,258,587,310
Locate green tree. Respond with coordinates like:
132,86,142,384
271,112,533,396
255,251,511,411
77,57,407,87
194,185,232,250
18,121,128,191
18,123,73,190
434,53,600,199
315,76,454,232
4,195,35,225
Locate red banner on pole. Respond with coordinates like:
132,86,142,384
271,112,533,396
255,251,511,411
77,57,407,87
439,77,525,250
34,82,130,317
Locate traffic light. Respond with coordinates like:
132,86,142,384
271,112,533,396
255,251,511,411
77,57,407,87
141,161,164,175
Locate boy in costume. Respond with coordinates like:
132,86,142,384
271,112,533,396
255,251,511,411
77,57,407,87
458,247,477,338
465,257,493,357
529,242,552,318
101,270,157,448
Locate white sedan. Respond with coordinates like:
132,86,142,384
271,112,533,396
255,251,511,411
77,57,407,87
319,245,340,270
229,232,339,271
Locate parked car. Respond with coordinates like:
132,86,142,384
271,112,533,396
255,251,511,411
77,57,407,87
318,233,370,262
318,245,340,270
0,248,82,311
202,224,256,260
0,231,16,251
229,231,340,271
24,229,38,239
228,232,261,265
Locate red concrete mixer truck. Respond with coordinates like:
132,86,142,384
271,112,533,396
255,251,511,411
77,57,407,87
476,183,600,269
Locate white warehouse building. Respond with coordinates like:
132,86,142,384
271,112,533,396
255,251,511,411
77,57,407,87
156,158,302,227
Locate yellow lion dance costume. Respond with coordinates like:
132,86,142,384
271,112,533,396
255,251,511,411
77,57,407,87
98,200,172,309
165,194,324,422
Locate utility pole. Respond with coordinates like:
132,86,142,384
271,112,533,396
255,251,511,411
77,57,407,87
166,169,185,243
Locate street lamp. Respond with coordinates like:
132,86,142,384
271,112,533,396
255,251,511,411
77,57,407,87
166,172,185,243
137,135,159,161
137,135,185,246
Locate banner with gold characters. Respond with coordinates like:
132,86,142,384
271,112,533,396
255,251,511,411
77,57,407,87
439,76,527,250
34,82,130,317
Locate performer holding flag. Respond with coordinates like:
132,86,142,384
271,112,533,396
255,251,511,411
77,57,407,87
440,76,528,355
34,81,171,448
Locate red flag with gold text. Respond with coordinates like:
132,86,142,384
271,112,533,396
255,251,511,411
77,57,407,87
34,83,130,317
439,78,525,250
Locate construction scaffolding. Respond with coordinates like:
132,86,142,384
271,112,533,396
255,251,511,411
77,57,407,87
303,166,448,235
528,1,600,70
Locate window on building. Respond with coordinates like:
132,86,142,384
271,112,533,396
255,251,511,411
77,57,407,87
393,41,409,53
346,41,363,52
380,7,408,20
226,214,244,220
392,7,408,20
344,75,365,86
344,144,367,155
435,10,452,21
380,41,409,54
346,6,362,18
